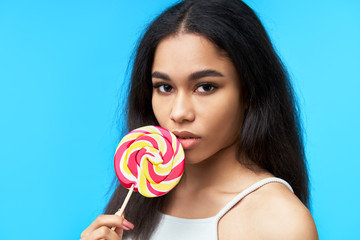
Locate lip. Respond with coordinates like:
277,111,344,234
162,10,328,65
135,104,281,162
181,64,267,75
172,131,201,149
172,131,200,139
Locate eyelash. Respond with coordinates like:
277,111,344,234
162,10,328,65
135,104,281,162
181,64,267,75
195,83,217,93
152,82,174,93
152,82,218,94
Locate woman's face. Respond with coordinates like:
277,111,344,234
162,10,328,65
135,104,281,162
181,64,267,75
151,33,246,164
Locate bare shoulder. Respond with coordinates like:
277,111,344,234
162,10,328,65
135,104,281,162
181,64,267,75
254,182,319,239
219,182,318,240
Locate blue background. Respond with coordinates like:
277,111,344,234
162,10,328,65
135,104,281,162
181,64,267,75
0,0,359,239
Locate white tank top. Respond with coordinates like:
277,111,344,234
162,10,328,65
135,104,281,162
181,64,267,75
149,177,293,240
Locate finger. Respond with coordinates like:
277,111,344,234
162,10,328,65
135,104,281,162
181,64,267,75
85,226,122,240
122,219,135,230
81,215,125,237
115,226,124,237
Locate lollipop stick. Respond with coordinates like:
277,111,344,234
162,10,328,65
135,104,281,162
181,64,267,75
111,184,134,231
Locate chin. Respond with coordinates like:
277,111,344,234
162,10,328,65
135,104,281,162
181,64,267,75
183,153,202,165
183,153,211,165
184,159,203,165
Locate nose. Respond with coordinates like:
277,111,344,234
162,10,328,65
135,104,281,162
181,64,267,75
170,92,195,123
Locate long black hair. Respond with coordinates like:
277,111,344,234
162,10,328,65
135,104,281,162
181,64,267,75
105,0,309,239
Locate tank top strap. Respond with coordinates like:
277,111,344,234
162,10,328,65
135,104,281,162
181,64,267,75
214,177,293,221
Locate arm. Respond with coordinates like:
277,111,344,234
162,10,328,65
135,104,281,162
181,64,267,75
262,206,318,240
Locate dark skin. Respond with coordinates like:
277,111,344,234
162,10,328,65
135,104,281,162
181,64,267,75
81,33,318,240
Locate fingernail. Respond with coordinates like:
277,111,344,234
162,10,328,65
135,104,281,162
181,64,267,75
122,225,130,231
123,219,134,230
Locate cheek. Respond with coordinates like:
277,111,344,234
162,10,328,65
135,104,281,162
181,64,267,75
199,95,242,123
151,97,159,121
198,96,243,139
152,97,168,125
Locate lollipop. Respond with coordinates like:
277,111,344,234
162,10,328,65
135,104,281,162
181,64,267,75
112,125,185,224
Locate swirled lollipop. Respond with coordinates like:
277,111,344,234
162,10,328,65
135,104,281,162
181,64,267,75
111,125,185,225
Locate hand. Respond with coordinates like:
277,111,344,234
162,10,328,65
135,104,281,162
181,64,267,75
81,213,134,240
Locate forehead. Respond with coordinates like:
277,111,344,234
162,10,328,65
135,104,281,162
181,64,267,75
152,33,234,75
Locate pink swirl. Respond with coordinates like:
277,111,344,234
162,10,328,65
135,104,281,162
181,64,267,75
114,126,185,197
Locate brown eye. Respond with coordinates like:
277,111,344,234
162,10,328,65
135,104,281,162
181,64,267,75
160,84,173,93
153,83,174,93
195,83,216,93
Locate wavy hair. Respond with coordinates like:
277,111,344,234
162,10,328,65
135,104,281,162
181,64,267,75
105,1,309,239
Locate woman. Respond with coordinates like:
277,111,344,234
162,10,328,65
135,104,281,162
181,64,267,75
81,0,318,239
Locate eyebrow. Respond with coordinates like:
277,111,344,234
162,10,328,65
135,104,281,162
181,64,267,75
151,69,224,81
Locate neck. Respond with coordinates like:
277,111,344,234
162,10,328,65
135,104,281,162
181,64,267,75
178,142,268,194
160,142,272,216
